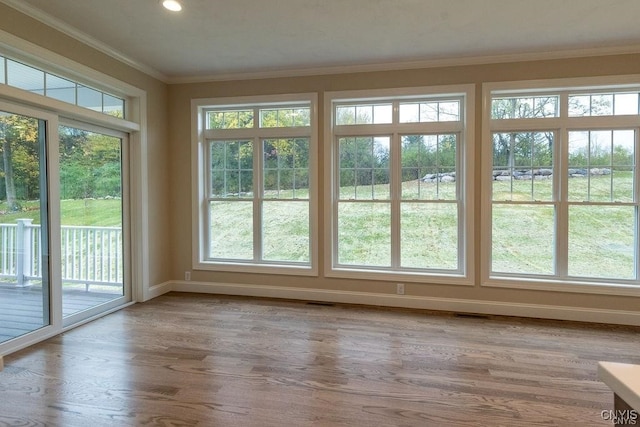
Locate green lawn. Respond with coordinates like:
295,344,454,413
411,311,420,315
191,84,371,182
492,172,635,279
211,172,635,279
0,198,122,226
5,173,633,280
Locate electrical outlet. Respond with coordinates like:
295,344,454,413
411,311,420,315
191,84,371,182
396,283,405,295
185,271,191,281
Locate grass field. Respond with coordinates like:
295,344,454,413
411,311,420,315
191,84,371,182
211,172,635,279
0,199,122,226
492,172,635,279
4,173,634,280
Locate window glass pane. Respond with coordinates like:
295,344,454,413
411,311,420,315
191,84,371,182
399,103,419,123
337,202,390,266
263,201,309,262
401,134,457,200
373,104,392,124
568,206,635,279
438,101,460,121
589,131,612,202
569,94,621,117
0,111,50,342
7,59,45,94
492,204,555,275
400,101,461,123
356,105,373,124
614,93,639,115
1,57,125,118
338,137,390,200
612,130,635,202
336,103,392,125
568,95,590,117
569,130,634,202
420,102,439,122
207,110,254,129
77,85,102,112
400,203,457,269
210,140,253,197
492,96,558,119
492,132,554,202
591,94,614,116
58,126,124,315
568,131,590,201
336,105,355,125
0,56,5,84
103,94,125,118
263,138,309,199
209,201,253,259
46,74,76,104
260,107,310,127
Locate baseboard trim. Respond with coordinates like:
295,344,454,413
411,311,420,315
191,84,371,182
146,281,174,301
162,280,640,326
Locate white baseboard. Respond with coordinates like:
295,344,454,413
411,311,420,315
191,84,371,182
152,280,640,326
145,281,174,301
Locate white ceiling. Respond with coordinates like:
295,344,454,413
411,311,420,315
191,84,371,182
5,0,640,82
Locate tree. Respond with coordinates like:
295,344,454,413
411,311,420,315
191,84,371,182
58,126,122,199
0,113,40,210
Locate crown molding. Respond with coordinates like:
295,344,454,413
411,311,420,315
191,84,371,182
169,43,640,84
0,0,169,83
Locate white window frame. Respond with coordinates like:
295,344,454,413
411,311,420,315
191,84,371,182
482,76,640,296
324,85,475,285
192,93,318,275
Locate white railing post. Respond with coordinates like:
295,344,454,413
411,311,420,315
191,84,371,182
16,218,33,287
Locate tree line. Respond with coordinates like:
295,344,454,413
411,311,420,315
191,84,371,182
0,114,121,211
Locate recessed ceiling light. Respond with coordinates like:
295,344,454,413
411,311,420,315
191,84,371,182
162,0,182,12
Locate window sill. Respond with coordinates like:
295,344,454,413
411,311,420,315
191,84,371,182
326,266,473,286
483,276,640,296
194,260,317,277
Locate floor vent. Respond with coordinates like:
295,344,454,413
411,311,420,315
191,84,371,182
454,312,490,319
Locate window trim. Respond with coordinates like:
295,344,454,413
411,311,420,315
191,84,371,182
324,85,475,285
482,76,640,296
192,93,318,275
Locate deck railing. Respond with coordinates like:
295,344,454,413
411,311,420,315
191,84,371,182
0,219,122,289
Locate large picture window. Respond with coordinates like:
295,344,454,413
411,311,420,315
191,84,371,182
326,87,474,283
194,95,317,273
485,83,640,288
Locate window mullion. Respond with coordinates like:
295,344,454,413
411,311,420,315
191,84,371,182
391,133,401,269
456,132,464,273
555,127,569,278
253,136,263,262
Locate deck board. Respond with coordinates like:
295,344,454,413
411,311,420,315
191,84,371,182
0,282,120,343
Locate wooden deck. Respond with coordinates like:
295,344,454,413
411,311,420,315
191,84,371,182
0,282,120,343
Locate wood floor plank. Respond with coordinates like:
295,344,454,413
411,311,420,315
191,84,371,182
1,292,639,426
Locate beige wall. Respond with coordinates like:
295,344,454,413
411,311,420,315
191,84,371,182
2,1,638,316
0,4,172,288
169,54,640,313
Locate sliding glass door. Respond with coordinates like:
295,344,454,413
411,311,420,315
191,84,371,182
0,109,50,343
0,107,131,346
59,124,129,323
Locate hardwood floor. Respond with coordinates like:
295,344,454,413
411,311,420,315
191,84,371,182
1,292,638,426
